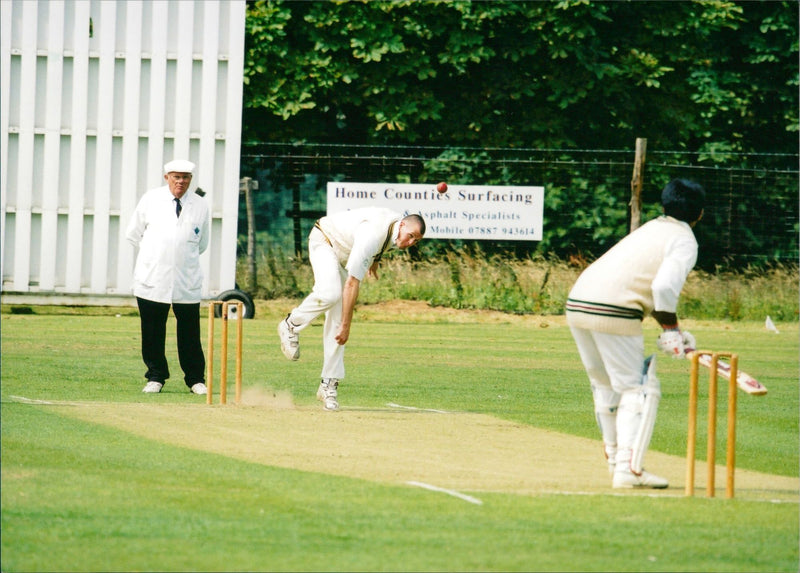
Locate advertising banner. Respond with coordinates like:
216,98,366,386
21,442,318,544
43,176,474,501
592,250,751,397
326,182,544,241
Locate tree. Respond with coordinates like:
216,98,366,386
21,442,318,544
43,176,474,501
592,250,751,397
243,0,798,155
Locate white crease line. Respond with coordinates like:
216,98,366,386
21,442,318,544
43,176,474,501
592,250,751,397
7,395,86,406
387,402,450,414
8,395,57,405
406,481,483,505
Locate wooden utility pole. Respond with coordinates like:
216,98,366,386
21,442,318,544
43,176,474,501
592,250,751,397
239,177,258,292
630,138,647,232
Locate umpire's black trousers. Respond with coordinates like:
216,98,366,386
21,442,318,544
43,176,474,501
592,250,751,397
136,297,206,387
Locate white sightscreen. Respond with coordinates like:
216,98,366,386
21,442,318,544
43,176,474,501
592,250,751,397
1,0,246,299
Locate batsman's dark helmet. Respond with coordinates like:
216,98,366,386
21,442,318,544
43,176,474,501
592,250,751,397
661,179,706,223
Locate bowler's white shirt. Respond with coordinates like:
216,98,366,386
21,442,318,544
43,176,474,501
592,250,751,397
317,207,401,281
126,186,210,303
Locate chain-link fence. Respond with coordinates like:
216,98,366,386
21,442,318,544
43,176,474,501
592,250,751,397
238,143,798,271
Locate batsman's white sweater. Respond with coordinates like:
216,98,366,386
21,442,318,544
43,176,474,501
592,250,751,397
566,216,698,336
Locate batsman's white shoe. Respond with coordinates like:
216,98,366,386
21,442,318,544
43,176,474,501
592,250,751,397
142,381,163,393
278,316,300,361
316,378,339,411
190,383,207,395
613,468,668,489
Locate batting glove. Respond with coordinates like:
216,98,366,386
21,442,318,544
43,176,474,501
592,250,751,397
657,329,694,359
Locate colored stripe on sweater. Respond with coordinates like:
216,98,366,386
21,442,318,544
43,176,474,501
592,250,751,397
565,298,644,321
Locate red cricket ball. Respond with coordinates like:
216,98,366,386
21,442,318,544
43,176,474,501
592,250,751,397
436,182,448,193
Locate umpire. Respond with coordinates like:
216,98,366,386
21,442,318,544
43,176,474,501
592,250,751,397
126,159,210,395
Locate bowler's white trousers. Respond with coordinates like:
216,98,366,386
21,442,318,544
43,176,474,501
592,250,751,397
288,228,348,380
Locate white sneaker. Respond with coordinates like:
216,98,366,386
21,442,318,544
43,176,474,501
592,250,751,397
278,316,300,361
190,382,207,395
613,468,669,489
316,378,339,411
142,381,163,393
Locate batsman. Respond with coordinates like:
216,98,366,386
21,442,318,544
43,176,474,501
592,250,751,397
565,178,706,489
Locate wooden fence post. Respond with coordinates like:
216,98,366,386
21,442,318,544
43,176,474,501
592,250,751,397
239,177,258,292
630,138,647,232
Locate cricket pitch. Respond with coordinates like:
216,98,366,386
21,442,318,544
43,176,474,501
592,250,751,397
49,391,798,503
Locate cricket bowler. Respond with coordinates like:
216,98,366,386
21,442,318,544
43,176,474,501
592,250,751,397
277,207,426,411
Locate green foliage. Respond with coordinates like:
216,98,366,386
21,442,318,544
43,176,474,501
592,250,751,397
239,234,314,299
240,0,798,268
243,0,798,153
239,144,798,270
681,265,800,322
237,247,799,322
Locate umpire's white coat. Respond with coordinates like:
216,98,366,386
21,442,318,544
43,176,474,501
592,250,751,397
126,186,210,304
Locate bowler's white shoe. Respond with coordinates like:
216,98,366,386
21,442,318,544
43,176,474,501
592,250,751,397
613,468,668,489
142,381,163,393
278,316,300,361
190,383,207,395
316,378,339,411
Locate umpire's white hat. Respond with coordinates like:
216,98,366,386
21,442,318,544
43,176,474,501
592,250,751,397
163,159,196,174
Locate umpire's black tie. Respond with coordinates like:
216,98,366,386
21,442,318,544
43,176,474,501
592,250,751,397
175,197,182,218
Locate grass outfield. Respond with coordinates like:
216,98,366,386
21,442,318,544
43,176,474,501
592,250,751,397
1,300,798,572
